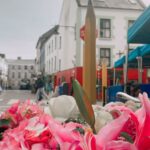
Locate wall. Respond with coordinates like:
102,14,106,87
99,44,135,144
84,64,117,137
79,7,143,68
42,1,144,73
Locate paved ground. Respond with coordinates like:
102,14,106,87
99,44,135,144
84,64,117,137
0,90,36,113
0,90,103,115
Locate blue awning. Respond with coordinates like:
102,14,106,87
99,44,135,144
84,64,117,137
141,44,150,56
114,56,125,68
114,45,150,68
128,46,142,62
128,6,150,44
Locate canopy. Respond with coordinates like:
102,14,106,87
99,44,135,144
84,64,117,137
114,44,150,68
114,56,125,68
128,6,150,44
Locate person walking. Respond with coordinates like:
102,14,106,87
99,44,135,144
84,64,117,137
35,74,49,101
0,85,2,94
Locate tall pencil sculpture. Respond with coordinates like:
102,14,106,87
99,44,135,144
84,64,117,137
83,0,96,104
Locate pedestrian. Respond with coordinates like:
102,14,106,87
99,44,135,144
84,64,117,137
70,77,74,96
46,80,54,96
132,84,142,97
45,76,50,95
49,81,54,95
35,74,49,101
0,85,2,94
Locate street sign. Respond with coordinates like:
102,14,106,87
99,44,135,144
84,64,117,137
80,25,98,41
80,25,85,41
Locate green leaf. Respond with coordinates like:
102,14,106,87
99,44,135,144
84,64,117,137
0,133,3,140
120,132,134,143
73,79,96,133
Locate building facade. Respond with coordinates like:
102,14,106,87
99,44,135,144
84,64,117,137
36,0,145,75
0,54,8,89
7,57,35,89
36,25,59,75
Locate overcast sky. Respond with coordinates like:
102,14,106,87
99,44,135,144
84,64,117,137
0,0,63,59
0,0,149,59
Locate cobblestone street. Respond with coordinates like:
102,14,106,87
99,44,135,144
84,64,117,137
0,90,36,113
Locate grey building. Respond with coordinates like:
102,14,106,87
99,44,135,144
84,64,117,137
7,57,35,89
36,25,59,74
0,54,8,88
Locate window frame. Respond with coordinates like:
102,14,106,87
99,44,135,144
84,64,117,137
59,59,61,71
24,65,27,70
99,18,111,38
100,48,111,67
18,72,21,78
128,20,135,29
59,36,61,49
18,65,21,70
12,72,15,78
24,72,27,78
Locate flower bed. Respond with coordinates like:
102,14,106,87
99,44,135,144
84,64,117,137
0,93,150,149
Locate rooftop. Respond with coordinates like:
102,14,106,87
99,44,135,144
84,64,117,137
36,25,59,49
6,59,35,65
76,0,145,10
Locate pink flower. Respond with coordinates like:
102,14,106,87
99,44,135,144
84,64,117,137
95,112,130,149
1,94,150,150
134,93,150,149
0,100,44,128
104,141,137,150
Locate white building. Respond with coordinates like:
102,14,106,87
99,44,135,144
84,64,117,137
36,25,60,75
7,57,35,89
0,54,8,88
37,0,145,74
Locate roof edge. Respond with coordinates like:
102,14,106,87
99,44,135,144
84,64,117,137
36,25,59,49
77,5,144,11
76,0,146,10
137,0,146,9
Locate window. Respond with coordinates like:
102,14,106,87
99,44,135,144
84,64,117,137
59,36,61,49
59,59,61,71
30,66,33,70
49,60,50,73
100,19,111,38
18,72,21,78
51,58,53,72
24,65,27,70
52,40,53,52
49,44,51,54
55,36,57,49
54,56,56,71
18,65,21,70
12,72,15,78
100,48,111,67
46,46,48,55
25,72,27,78
128,20,135,28
12,65,15,69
